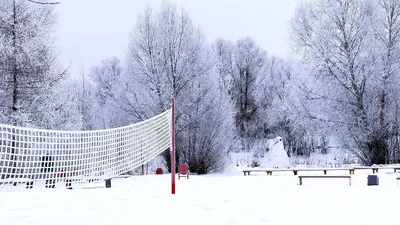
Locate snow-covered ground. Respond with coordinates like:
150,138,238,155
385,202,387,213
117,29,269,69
1,169,400,225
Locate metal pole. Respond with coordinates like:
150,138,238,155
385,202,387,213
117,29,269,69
171,97,176,194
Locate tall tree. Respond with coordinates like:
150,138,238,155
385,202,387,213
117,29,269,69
0,0,64,178
374,0,400,163
0,0,64,126
214,37,267,151
290,0,400,164
89,57,126,129
125,2,231,173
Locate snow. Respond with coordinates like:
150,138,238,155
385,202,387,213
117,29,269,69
262,136,291,168
1,168,400,225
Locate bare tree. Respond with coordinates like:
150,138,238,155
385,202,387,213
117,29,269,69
125,3,208,116
0,0,64,178
89,57,126,129
125,2,230,173
290,0,400,165
0,0,64,126
213,37,267,152
374,0,400,163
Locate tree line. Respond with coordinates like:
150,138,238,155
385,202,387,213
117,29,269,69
1,0,399,175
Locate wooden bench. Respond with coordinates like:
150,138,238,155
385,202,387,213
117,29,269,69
243,170,272,176
243,168,354,176
243,169,292,176
383,167,400,173
377,167,400,173
243,165,400,176
292,168,354,175
351,166,400,174
298,175,352,186
353,166,379,174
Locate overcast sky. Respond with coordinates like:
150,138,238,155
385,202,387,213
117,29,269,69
55,0,301,77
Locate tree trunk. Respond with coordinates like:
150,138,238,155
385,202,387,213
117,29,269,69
9,0,18,179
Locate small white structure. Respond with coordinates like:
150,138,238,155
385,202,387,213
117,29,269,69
262,136,291,168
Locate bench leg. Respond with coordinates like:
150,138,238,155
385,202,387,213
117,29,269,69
293,170,298,175
349,169,354,175
243,171,246,176
324,170,327,175
349,178,351,186
299,177,302,185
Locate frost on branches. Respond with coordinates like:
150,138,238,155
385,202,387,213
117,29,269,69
290,0,400,165
124,2,234,174
0,0,65,128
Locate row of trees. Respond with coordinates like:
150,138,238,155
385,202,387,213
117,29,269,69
291,0,400,165
73,2,331,172
1,0,400,175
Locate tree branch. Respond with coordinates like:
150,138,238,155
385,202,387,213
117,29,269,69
26,0,60,5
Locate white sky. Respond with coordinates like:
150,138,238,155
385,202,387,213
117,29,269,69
55,0,301,77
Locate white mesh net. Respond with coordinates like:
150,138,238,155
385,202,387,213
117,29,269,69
0,109,172,191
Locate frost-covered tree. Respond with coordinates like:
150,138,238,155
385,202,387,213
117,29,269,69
74,69,96,130
290,0,400,164
89,57,127,129
125,2,233,173
178,65,235,174
213,37,267,152
374,0,400,163
0,0,64,127
233,38,267,141
34,78,83,131
125,3,209,117
0,0,65,177
255,57,326,157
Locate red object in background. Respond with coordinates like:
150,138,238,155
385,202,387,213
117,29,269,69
178,164,189,180
156,168,163,175
60,171,66,178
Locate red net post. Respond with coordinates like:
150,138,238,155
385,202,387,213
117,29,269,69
171,97,176,194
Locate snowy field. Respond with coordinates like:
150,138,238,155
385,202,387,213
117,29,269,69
1,169,400,225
